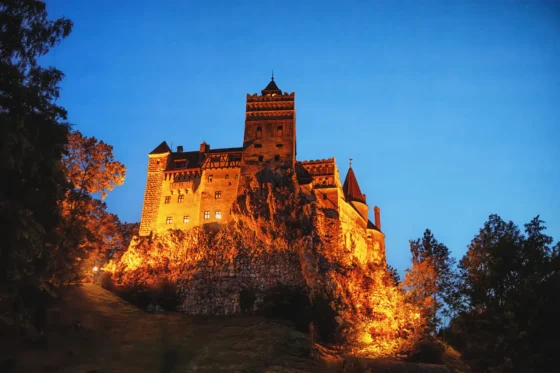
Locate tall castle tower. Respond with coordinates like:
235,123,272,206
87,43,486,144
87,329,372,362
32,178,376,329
240,76,296,181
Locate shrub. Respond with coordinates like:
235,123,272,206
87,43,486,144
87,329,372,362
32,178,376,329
261,285,312,332
99,271,113,290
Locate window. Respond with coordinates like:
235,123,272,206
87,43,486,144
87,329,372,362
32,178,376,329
215,191,222,199
274,155,280,162
276,144,283,148
204,211,210,219
256,126,262,139
164,196,171,204
215,211,222,219
166,217,172,224
225,174,230,179
208,175,213,182
254,143,262,148
277,125,283,139
258,155,264,162
174,160,187,169
178,195,184,203
235,175,239,179
183,216,190,223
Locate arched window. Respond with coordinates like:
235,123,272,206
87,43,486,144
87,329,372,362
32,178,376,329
256,126,262,139
277,125,283,139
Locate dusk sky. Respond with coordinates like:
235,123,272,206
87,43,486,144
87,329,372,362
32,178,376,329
43,0,559,276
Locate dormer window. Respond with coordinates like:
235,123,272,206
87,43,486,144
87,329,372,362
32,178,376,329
174,159,187,169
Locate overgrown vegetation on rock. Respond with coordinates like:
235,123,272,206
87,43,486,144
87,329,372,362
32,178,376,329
105,163,427,358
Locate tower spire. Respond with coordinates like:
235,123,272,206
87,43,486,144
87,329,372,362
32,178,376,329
349,157,353,168
271,70,274,81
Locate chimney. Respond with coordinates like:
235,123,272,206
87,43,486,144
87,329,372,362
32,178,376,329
199,141,210,153
177,145,183,153
374,206,381,230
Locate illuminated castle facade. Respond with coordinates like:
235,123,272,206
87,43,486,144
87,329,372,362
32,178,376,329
139,78,385,265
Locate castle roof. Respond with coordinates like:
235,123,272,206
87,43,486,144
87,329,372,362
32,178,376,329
149,141,171,155
367,220,381,232
343,166,366,204
261,77,282,96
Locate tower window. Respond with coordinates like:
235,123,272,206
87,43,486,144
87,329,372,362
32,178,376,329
215,211,222,219
276,144,283,148
166,217,172,224
204,211,210,219
225,174,230,179
235,175,239,179
164,196,170,204
277,125,283,139
256,126,262,139
208,175,213,182
254,143,262,148
258,155,264,162
183,216,190,223
274,155,280,162
178,195,184,203
215,191,221,199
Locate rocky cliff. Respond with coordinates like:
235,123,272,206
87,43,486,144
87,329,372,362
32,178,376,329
106,163,425,358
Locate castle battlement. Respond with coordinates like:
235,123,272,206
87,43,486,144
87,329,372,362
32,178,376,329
138,78,384,265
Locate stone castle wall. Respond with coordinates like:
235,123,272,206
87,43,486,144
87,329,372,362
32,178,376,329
178,251,305,315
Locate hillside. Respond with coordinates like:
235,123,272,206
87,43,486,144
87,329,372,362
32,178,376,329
0,284,471,373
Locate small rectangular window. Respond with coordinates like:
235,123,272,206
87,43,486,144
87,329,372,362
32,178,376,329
183,216,190,223
164,196,171,204
166,217,172,224
256,126,262,139
204,211,210,219
178,195,184,203
215,211,222,219
255,143,262,148
258,156,264,162
215,191,221,199
276,144,283,148
274,155,280,162
277,125,283,139
208,175,213,182
235,175,239,179
225,174,230,179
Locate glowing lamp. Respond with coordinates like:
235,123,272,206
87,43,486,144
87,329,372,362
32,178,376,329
93,266,99,272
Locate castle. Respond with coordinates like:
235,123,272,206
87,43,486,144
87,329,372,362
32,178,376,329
139,77,385,265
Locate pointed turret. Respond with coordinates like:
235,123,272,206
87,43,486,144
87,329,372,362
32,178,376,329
261,74,282,96
149,141,171,155
343,164,366,204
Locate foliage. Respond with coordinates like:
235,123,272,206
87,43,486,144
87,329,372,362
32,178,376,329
0,0,71,285
452,214,559,372
52,130,127,284
405,229,457,334
63,130,125,199
387,264,400,286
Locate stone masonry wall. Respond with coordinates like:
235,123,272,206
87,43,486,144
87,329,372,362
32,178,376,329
139,154,168,236
178,251,305,315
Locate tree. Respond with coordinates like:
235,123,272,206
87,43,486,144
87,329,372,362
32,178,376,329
53,130,126,283
407,229,457,333
401,258,437,334
63,130,125,199
454,214,559,372
386,264,401,286
0,0,72,285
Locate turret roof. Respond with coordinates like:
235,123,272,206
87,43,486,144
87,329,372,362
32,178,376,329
343,166,366,204
149,141,171,155
261,76,282,95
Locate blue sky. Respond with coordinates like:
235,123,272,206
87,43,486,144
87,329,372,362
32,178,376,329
43,0,560,276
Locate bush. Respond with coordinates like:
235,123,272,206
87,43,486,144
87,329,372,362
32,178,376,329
406,338,445,364
311,295,340,344
99,271,113,290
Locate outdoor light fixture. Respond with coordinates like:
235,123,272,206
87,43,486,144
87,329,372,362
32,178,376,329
93,266,99,272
